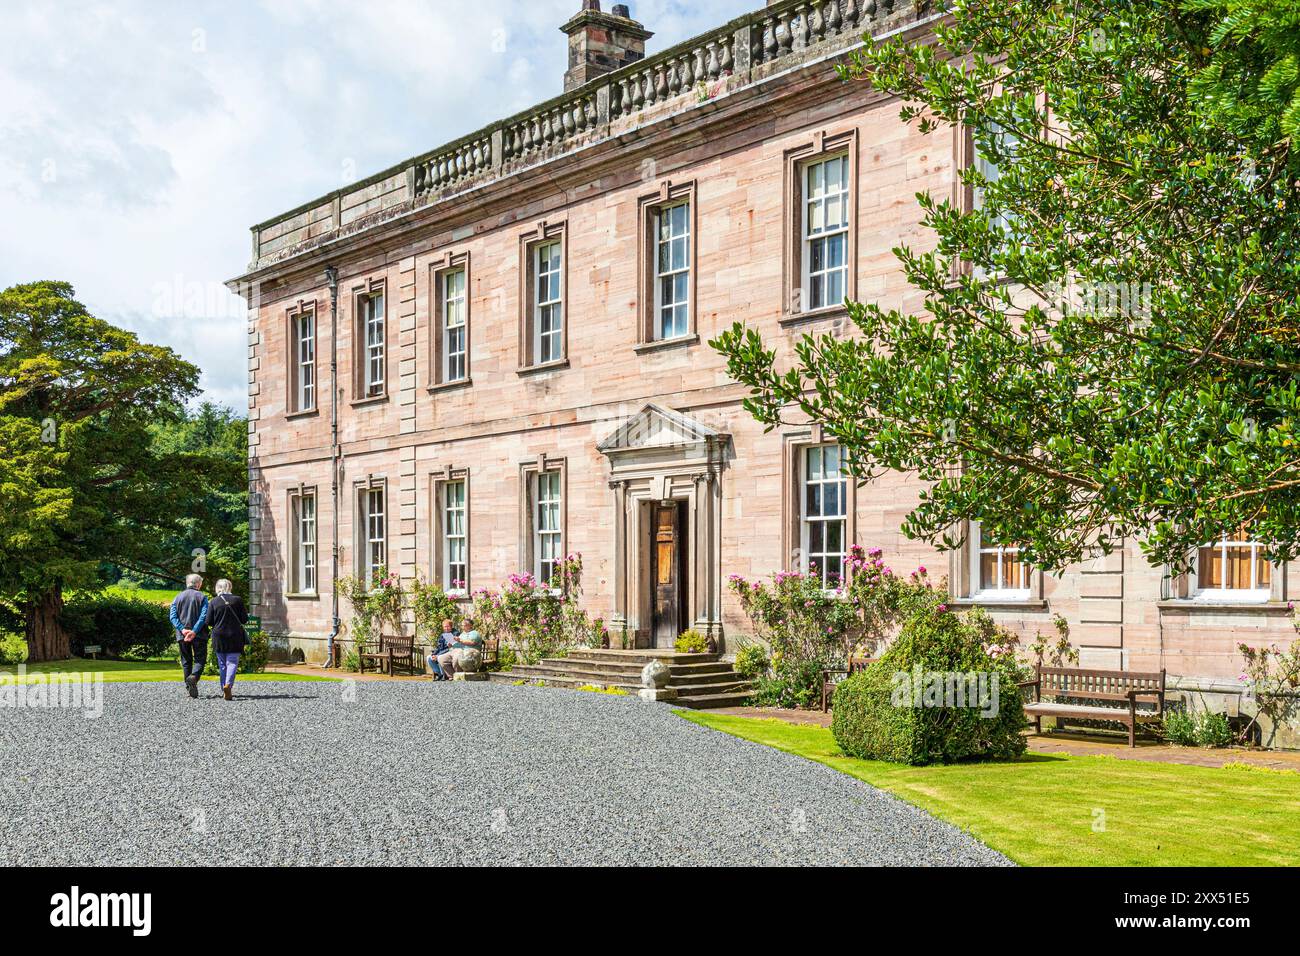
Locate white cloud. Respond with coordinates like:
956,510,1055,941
0,0,754,410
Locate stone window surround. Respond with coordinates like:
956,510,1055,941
429,464,472,597
781,127,859,326
1162,549,1287,608
947,518,1047,608
780,424,857,577
353,474,388,585
518,454,568,587
286,483,318,599
517,220,569,374
635,179,699,351
350,276,390,405
428,250,472,391
285,299,319,418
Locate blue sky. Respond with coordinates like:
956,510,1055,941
0,0,753,409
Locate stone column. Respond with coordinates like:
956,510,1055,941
610,479,628,637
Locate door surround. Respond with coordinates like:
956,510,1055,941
597,404,728,649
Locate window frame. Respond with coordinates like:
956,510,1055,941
534,470,563,586
801,154,851,315
1193,530,1273,604
286,303,317,415
970,119,1021,238
636,180,698,348
429,251,471,390
519,456,567,591
288,486,318,597
968,520,1031,601
355,478,388,588
430,467,471,596
533,242,564,365
517,221,568,372
953,92,1044,279
799,443,849,589
352,279,388,403
782,129,858,324
781,428,856,582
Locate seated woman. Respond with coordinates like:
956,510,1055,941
436,618,482,679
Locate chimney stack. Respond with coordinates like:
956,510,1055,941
560,1,653,92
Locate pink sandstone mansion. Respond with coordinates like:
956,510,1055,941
230,0,1295,713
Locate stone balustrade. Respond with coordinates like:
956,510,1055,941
247,0,924,269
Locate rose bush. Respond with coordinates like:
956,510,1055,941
473,554,605,664
728,545,938,707
336,566,405,645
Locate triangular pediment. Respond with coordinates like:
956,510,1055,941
597,403,722,454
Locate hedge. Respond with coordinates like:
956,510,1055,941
62,593,176,659
831,606,1027,765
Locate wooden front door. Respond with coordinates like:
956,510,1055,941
651,502,686,648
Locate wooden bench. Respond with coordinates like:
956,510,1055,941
358,633,417,676
1020,665,1166,747
821,656,877,713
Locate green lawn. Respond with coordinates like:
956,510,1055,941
103,586,177,605
678,711,1300,866
3,658,334,683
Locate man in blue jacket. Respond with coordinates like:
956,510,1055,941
170,574,210,699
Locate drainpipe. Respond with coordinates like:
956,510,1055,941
325,264,341,666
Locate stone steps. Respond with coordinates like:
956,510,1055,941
564,649,720,665
490,647,752,709
526,659,735,684
501,663,750,696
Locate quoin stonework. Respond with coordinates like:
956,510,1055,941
229,0,1296,722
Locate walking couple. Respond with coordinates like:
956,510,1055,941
169,574,250,700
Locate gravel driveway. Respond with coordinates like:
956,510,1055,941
0,680,1010,866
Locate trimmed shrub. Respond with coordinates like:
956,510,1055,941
831,604,1028,765
728,549,941,708
0,628,28,665
62,593,175,659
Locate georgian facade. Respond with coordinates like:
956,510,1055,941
231,0,1295,701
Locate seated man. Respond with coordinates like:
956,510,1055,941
427,618,458,680
437,618,482,680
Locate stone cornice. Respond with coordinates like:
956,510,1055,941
229,0,944,291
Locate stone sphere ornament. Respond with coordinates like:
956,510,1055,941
454,647,482,674
641,659,670,689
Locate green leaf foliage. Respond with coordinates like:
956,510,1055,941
713,0,1300,574
0,281,242,658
